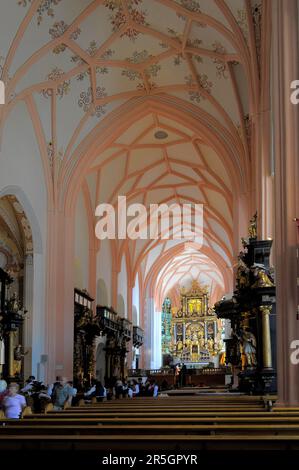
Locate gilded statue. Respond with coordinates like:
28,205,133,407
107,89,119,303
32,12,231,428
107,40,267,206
13,344,28,376
248,212,257,239
239,328,257,369
7,293,21,313
207,337,214,352
251,265,274,288
241,237,248,248
176,340,183,355
236,256,250,289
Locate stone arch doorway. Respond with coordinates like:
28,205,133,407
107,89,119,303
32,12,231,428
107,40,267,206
0,193,34,381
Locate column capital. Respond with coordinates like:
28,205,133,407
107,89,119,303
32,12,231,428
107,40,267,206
259,305,272,316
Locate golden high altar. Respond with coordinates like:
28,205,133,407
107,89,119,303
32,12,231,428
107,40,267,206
169,281,222,363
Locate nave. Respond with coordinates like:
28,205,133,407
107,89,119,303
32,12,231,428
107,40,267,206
0,0,298,465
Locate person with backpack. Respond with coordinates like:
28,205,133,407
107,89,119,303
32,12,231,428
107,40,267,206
50,377,72,410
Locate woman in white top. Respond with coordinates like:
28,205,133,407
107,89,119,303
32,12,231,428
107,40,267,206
3,383,26,419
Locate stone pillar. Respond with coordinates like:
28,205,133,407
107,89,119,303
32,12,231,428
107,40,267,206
259,305,273,369
45,209,75,383
272,0,299,405
23,253,33,379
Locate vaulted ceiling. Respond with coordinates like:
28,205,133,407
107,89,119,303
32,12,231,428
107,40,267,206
0,0,261,305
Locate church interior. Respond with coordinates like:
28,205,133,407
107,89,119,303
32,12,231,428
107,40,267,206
0,0,299,464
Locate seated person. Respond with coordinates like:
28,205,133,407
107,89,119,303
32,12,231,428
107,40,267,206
132,380,140,397
115,378,124,398
21,375,36,394
85,380,106,400
95,381,106,401
137,377,145,396
127,385,133,399
122,381,129,398
147,380,159,397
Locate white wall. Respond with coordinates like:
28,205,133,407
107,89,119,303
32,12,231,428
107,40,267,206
132,273,140,326
74,190,89,289
117,254,127,318
96,238,112,307
144,295,162,370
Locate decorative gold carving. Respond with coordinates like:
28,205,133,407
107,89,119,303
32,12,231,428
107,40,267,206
168,281,221,362
236,257,250,289
251,266,275,288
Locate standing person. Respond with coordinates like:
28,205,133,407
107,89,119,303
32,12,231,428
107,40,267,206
148,380,159,398
153,381,159,398
3,383,26,419
180,363,187,387
51,377,72,410
66,381,77,406
174,363,181,388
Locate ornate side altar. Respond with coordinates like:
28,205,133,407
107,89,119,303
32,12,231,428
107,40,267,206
214,214,277,394
0,268,27,382
164,281,223,364
74,289,144,389
73,288,97,390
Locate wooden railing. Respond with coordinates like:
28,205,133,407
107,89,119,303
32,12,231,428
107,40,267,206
128,367,230,376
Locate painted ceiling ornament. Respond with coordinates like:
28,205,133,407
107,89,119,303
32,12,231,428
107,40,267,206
78,86,107,118
177,0,206,27
160,30,203,66
177,38,203,65
49,21,81,54
104,0,148,41
71,42,114,81
136,80,157,92
42,67,70,99
86,40,98,57
122,50,161,83
159,28,182,50
236,9,249,41
212,42,228,79
17,0,32,6
185,73,212,103
18,0,62,25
